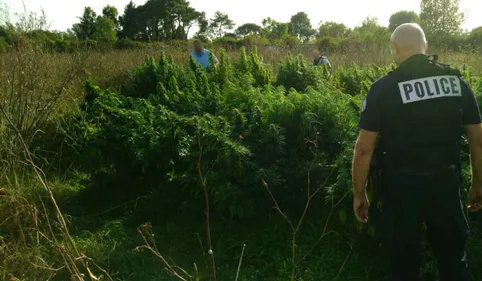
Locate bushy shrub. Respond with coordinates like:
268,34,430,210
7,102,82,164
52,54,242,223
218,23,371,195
317,36,340,52
114,38,144,50
0,36,8,52
67,49,362,220
333,63,394,96
276,53,326,92
242,35,270,47
62,48,480,228
234,47,274,87
213,36,243,50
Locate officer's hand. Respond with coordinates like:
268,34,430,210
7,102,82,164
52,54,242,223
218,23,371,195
353,192,370,223
468,185,482,212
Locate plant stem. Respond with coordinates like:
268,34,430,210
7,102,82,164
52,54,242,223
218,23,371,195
234,244,246,281
197,134,217,281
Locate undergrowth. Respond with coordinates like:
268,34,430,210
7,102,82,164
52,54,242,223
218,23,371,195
0,46,481,280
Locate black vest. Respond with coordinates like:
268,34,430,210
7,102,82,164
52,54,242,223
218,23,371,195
377,55,464,170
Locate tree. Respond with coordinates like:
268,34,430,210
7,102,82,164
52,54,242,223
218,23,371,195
389,11,419,31
62,29,79,43
208,11,234,38
354,17,387,33
119,0,205,41
102,5,119,25
195,12,209,36
163,0,207,40
351,17,390,48
289,12,315,42
236,23,262,37
119,1,141,40
261,17,289,40
0,1,8,27
93,16,117,44
467,26,482,47
318,21,349,38
420,0,464,37
73,7,97,40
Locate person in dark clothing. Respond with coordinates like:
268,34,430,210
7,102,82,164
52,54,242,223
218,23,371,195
351,23,482,281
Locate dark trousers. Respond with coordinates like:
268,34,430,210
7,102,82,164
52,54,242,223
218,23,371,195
378,165,469,281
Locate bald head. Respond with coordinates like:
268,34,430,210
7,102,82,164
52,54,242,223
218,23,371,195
390,23,428,64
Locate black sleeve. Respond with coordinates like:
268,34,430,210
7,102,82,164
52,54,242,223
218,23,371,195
358,80,383,132
460,77,482,125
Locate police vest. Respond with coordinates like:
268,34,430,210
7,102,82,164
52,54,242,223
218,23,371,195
377,57,464,170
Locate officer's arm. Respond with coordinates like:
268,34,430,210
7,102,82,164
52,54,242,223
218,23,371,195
466,124,482,187
460,77,482,188
353,79,382,197
352,129,378,196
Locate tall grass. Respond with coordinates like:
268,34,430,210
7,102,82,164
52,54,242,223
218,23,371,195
1,45,477,120
0,9,111,280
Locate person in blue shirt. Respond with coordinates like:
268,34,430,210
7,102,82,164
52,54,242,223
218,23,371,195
314,53,332,69
190,39,219,69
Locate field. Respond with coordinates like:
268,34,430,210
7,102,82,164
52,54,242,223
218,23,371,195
1,43,482,281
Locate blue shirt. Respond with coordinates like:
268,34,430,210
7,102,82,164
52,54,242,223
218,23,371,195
314,55,330,66
320,57,330,65
191,49,218,69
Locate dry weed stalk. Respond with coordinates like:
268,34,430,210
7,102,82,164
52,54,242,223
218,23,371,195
0,104,112,281
196,133,217,281
261,136,349,281
135,132,251,281
234,244,247,281
135,223,193,281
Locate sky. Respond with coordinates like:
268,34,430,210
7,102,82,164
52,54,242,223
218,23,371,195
5,0,482,33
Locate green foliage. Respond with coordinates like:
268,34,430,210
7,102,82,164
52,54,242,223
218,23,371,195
317,21,349,38
0,36,7,52
92,16,117,45
117,0,207,41
334,63,394,96
236,23,262,37
261,17,289,40
276,53,326,92
289,12,316,42
114,37,143,49
350,17,391,50
235,47,274,87
421,0,464,38
118,1,139,40
1,4,478,53
2,41,481,280
388,10,420,31
67,49,382,221
64,50,482,254
212,36,243,49
467,27,482,49
73,7,97,41
317,36,341,52
242,34,270,46
208,11,235,39
102,5,119,25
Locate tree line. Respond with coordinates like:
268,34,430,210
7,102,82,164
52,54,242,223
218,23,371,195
0,0,481,52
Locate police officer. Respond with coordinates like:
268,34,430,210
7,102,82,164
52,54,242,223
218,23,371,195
351,23,482,281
